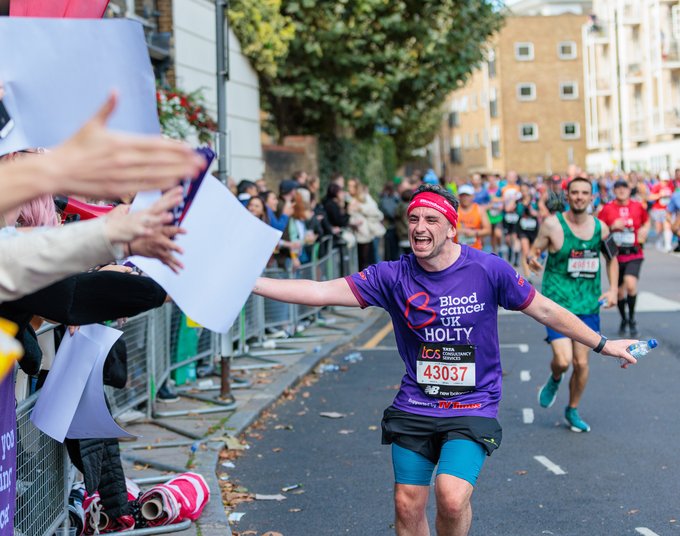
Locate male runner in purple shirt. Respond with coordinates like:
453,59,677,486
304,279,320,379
253,184,638,536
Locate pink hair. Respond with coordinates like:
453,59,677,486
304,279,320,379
1,150,59,227
18,195,60,227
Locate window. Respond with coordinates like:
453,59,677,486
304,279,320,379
491,126,501,157
488,49,497,78
560,81,579,100
448,111,460,128
464,133,470,148
471,94,478,111
459,96,469,112
473,131,480,148
515,42,534,61
558,41,577,60
516,83,537,101
489,87,498,117
519,123,539,141
561,122,580,139
450,147,462,164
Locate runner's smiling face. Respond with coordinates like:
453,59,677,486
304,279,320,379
567,180,593,215
408,206,456,260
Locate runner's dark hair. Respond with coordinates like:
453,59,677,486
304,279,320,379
412,183,459,212
567,176,593,193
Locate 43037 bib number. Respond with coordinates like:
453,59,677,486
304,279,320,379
416,343,476,398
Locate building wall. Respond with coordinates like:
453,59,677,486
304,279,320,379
584,0,680,173
499,14,588,175
173,0,264,181
441,12,588,178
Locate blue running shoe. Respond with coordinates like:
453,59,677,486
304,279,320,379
565,407,591,432
538,374,562,408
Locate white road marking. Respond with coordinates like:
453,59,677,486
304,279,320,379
634,291,680,312
500,343,529,353
522,408,534,424
533,455,566,475
635,528,660,536
520,370,531,382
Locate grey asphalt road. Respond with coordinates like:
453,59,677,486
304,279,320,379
229,253,680,536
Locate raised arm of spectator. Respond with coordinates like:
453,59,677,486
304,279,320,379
0,93,203,214
253,276,361,308
0,187,183,302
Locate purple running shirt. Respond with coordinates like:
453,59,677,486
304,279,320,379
345,246,535,418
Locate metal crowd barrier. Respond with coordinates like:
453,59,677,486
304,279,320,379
12,235,359,535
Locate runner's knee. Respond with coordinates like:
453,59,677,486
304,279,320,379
394,483,429,521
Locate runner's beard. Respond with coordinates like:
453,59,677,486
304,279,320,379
570,205,588,215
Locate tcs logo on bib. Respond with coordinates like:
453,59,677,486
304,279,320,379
420,346,441,359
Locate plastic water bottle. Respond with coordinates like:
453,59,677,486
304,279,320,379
627,339,658,359
598,298,607,307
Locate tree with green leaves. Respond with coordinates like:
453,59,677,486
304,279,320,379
230,0,504,162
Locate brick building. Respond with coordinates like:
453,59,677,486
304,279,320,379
434,1,590,179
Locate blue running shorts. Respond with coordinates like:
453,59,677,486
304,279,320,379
545,313,600,343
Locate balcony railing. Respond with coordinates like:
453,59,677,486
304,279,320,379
597,127,613,146
622,3,642,23
628,117,646,139
595,76,613,92
663,41,680,64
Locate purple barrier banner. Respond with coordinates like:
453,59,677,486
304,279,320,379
0,372,16,536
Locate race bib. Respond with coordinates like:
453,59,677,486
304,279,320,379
519,217,537,231
504,213,519,224
416,343,476,398
612,229,635,247
567,249,599,279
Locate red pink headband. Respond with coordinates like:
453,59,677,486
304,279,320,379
407,191,458,228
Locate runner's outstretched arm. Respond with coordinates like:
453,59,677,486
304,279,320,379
522,291,638,366
527,216,555,272
253,277,361,308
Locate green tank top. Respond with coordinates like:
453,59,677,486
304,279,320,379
542,212,602,315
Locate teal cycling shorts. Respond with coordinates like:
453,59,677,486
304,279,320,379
391,439,486,487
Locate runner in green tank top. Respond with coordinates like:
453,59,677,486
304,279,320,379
527,177,619,433
542,212,602,315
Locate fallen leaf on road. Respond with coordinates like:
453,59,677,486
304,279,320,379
302,392,310,398
274,424,294,430
627,509,640,515
255,493,287,501
272,447,283,452
320,412,345,419
514,470,528,475
222,436,249,450
228,512,245,522
289,508,302,513
338,429,354,435
368,425,378,431
262,532,284,536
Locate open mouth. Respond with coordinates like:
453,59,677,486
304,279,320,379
412,235,432,250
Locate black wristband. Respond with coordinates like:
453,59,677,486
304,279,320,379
593,335,607,354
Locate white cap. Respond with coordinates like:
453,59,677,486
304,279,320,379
659,170,671,181
458,184,475,196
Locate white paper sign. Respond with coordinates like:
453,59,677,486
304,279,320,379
129,176,282,333
0,18,159,154
31,324,134,442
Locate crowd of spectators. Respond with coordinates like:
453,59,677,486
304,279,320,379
238,164,680,281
